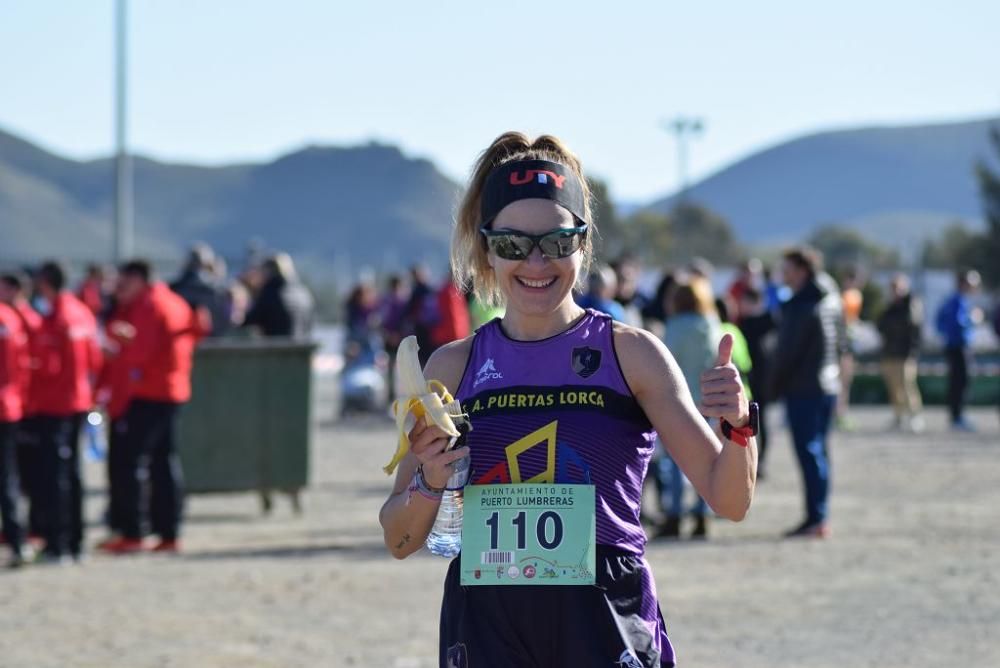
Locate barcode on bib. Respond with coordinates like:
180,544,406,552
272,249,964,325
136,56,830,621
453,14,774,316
480,550,514,565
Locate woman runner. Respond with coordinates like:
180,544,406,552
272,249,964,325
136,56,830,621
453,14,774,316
379,132,757,667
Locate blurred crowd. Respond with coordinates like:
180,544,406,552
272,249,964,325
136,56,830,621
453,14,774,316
0,245,315,568
590,254,996,539
339,264,503,413
339,248,1000,541
2,238,995,566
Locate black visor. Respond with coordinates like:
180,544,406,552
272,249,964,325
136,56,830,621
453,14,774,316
480,159,587,229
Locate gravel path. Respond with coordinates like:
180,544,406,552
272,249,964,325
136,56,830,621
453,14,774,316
2,405,997,667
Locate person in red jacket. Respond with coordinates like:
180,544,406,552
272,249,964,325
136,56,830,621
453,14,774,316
0,301,29,567
93,278,140,545
0,273,44,541
77,263,110,319
101,260,208,554
32,261,102,561
429,273,472,350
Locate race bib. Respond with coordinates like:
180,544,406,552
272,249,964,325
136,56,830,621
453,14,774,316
460,484,595,586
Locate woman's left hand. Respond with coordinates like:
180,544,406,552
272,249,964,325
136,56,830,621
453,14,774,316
699,333,749,428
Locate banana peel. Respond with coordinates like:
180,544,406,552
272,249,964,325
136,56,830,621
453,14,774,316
383,336,467,475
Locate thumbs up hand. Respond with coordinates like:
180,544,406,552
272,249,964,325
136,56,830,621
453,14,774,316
699,333,749,428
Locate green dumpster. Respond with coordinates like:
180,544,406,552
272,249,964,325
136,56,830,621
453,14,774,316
177,339,316,503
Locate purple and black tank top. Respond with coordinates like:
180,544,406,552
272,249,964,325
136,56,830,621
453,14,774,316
455,309,657,555
447,310,676,666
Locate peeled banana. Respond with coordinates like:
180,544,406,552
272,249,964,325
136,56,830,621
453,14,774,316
383,336,466,475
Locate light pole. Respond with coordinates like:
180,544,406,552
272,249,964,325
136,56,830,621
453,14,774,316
113,0,133,263
662,116,705,204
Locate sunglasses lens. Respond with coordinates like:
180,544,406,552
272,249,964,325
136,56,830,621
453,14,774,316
539,230,584,259
488,235,531,260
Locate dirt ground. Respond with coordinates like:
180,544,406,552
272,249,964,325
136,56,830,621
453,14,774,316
2,403,998,668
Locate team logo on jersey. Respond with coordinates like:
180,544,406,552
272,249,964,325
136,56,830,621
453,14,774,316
474,357,504,387
472,420,592,485
616,649,643,668
571,346,602,379
446,642,468,668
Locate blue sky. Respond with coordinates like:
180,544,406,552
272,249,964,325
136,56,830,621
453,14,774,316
1,1,998,202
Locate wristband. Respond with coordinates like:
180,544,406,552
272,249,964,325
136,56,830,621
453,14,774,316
416,466,445,498
721,422,753,447
721,402,759,447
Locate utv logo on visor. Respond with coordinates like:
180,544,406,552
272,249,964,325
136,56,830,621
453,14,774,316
571,346,602,379
509,169,566,188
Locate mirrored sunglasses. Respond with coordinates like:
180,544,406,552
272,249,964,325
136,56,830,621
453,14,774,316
481,225,588,261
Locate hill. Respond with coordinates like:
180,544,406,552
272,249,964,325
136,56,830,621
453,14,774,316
0,129,461,277
646,116,1000,248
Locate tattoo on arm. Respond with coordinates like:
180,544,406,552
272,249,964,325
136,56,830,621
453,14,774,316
394,533,411,550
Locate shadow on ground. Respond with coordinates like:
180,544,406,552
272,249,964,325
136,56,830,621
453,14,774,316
180,540,388,562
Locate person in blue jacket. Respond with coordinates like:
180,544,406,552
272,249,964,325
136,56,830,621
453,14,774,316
576,264,627,322
935,270,982,431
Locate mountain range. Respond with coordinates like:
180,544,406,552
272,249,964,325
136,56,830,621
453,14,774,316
1,115,997,278
647,116,998,249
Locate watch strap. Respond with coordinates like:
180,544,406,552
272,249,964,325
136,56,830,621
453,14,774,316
721,402,759,447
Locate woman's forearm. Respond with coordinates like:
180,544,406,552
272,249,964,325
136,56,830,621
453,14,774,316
707,428,757,521
379,477,442,559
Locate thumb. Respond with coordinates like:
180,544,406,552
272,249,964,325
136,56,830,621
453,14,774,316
716,332,734,367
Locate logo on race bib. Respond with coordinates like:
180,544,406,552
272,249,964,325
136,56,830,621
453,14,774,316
507,565,520,579
474,358,504,388
571,346,602,379
523,565,536,579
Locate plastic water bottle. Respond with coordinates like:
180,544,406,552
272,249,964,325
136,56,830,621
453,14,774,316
425,450,470,558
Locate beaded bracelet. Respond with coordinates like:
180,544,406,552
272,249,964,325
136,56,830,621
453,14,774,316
414,466,445,500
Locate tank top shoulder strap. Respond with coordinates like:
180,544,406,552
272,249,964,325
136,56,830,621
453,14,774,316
454,318,499,398
590,310,638,400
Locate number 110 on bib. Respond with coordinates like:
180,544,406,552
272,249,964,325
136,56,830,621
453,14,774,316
485,510,564,550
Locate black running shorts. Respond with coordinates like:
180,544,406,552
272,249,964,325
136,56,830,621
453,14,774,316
439,546,676,667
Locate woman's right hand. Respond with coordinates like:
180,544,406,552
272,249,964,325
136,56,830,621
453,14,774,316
408,418,469,490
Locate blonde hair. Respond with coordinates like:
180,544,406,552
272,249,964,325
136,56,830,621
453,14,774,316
451,132,596,307
671,275,717,317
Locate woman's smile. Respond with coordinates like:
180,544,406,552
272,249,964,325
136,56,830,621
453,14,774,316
515,276,557,290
